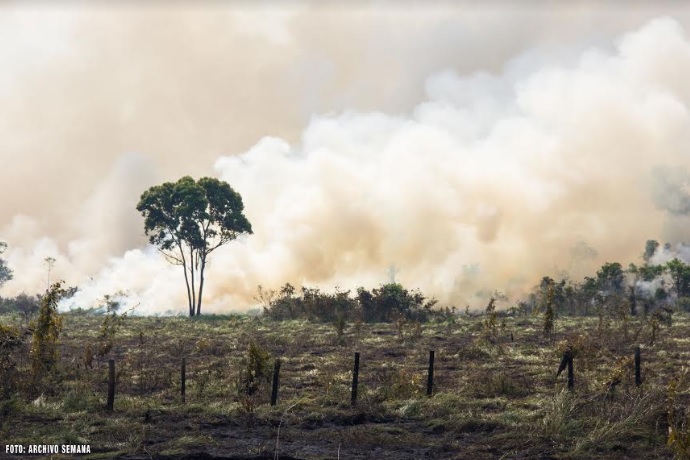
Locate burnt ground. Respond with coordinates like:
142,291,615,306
1,311,688,459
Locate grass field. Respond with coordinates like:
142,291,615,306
2,310,690,459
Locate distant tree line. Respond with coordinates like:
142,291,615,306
0,288,77,323
3,234,690,323
261,240,690,324
521,239,690,318
0,294,40,322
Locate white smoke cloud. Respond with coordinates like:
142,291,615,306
68,152,158,271
4,8,690,313
198,16,690,311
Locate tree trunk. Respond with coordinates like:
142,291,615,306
629,286,637,316
196,255,207,316
189,247,196,316
179,247,194,316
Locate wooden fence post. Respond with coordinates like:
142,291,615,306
556,351,574,391
271,359,281,406
351,352,360,407
427,350,435,397
635,346,641,386
181,358,186,404
107,359,115,411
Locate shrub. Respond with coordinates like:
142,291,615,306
238,340,272,397
483,297,498,338
263,282,439,323
388,367,423,400
333,315,347,346
358,283,436,323
30,282,64,391
95,294,127,357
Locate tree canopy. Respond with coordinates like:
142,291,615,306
136,176,252,316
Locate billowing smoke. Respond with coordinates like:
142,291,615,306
650,242,690,266
651,167,690,216
651,167,690,244
3,5,690,313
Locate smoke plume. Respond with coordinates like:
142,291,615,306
3,5,690,313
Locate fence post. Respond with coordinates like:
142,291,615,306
271,359,281,406
107,359,115,411
427,350,435,397
557,351,574,391
181,358,186,404
351,352,360,407
635,346,641,386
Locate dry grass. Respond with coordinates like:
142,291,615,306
0,311,688,459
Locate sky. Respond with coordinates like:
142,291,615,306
3,2,690,314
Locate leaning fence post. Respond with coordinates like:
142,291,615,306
635,346,641,386
107,358,115,411
427,350,435,397
181,358,186,404
351,352,360,406
271,359,281,406
556,350,574,391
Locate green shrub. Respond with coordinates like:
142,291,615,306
238,340,272,397
262,282,439,323
358,283,436,323
95,294,127,357
30,283,64,392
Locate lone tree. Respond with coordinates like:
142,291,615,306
136,176,252,316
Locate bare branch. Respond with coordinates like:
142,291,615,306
157,248,183,265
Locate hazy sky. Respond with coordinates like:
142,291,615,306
3,2,690,313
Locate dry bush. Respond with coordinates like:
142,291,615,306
555,333,602,373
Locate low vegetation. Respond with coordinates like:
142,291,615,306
0,303,689,459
